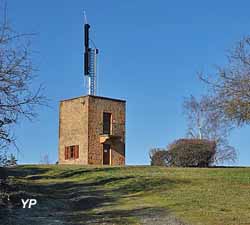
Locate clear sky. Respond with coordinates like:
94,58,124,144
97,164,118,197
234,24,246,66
6,0,250,165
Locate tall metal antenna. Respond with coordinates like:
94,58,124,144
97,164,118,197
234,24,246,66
83,13,98,96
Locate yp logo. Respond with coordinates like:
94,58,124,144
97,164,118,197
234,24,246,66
21,199,37,208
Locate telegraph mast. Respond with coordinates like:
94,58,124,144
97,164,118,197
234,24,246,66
84,14,98,96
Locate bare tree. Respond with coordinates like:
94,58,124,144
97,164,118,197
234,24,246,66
183,95,237,164
0,5,46,150
200,36,250,126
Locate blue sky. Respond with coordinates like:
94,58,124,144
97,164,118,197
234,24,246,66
6,0,250,165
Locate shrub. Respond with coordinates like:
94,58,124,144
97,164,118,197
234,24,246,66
5,154,17,167
149,148,169,166
1,154,17,167
167,139,216,167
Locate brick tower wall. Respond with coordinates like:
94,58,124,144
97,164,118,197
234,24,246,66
58,96,89,164
88,96,126,165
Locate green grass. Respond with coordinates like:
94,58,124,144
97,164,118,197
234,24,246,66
2,165,250,225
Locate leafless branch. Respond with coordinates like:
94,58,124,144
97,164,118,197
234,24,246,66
0,4,47,151
199,36,250,126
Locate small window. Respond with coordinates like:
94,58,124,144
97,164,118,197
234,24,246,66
70,146,74,158
65,145,79,160
103,112,111,135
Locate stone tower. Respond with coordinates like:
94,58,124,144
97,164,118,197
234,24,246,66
58,95,126,165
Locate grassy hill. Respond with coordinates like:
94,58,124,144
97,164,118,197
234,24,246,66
1,165,250,225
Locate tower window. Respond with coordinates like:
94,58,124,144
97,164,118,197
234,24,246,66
65,145,79,160
103,112,111,134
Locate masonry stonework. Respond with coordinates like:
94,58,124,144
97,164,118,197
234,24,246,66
59,95,126,165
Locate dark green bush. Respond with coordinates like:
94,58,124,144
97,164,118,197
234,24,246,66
167,139,216,167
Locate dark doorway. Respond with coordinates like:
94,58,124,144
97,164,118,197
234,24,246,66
103,112,111,135
103,144,110,165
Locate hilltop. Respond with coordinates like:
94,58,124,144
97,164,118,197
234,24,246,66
0,165,250,225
